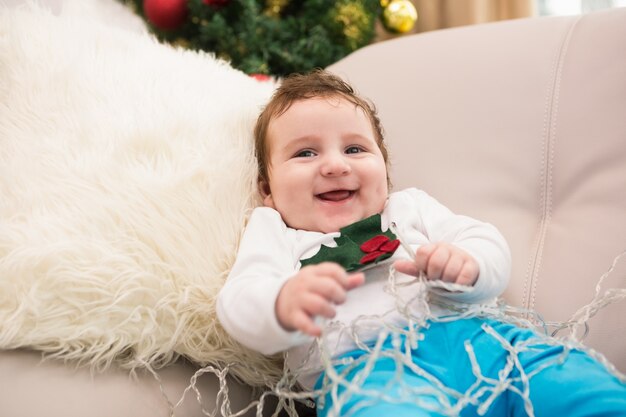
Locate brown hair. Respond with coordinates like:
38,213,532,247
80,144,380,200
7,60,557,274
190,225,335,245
254,69,389,187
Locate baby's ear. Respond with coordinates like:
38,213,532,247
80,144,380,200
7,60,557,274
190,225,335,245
258,179,275,209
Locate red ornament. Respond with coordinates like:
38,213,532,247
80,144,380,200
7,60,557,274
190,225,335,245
203,0,230,7
250,74,271,82
143,0,188,31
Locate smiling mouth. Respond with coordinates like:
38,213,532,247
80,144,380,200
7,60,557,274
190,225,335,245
316,190,355,202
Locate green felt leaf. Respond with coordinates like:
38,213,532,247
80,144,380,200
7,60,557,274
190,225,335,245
300,214,397,272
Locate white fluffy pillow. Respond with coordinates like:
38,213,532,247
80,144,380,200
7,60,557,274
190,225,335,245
0,6,282,385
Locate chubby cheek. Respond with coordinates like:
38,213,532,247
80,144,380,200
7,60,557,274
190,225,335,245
265,174,306,212
370,165,389,195
372,189,388,215
271,193,310,230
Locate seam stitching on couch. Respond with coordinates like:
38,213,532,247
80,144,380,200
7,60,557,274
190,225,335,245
522,15,583,312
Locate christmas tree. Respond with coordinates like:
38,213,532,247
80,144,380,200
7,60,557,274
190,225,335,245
120,0,417,76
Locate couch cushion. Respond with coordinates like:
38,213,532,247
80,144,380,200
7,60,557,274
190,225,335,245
0,349,259,417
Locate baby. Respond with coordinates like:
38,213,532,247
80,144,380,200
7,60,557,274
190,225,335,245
217,70,625,417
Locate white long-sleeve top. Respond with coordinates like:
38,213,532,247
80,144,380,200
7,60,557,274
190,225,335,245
217,188,511,388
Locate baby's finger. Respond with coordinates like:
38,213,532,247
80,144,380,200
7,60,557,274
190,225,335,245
302,293,336,319
414,244,436,273
311,279,348,304
456,261,479,286
345,272,365,289
393,259,420,276
313,262,351,285
426,245,451,280
441,254,463,282
291,311,321,337
315,262,365,290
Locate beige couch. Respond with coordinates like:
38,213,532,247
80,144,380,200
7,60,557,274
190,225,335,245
328,6,626,372
1,7,624,417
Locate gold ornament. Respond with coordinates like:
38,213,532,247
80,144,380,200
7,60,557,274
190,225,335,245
172,37,191,49
334,1,373,50
265,0,289,18
382,0,418,34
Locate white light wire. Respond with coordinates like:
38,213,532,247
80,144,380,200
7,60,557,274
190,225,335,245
151,250,626,417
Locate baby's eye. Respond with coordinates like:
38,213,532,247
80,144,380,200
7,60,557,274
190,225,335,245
294,149,316,158
345,146,364,154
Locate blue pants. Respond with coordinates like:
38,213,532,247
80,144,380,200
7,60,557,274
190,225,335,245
316,318,626,417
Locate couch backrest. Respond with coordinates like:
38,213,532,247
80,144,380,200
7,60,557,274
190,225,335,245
328,7,626,371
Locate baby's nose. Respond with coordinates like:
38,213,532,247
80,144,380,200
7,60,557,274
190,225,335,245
321,154,351,176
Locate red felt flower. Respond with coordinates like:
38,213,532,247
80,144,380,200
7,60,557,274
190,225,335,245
360,235,389,252
359,235,400,265
360,251,385,264
380,239,400,253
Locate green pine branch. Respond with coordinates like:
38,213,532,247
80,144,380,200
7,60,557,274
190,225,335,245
120,0,382,76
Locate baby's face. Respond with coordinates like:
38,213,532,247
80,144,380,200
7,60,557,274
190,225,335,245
261,97,388,234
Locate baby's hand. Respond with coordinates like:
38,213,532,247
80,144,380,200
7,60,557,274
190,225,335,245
393,242,479,287
275,262,364,337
